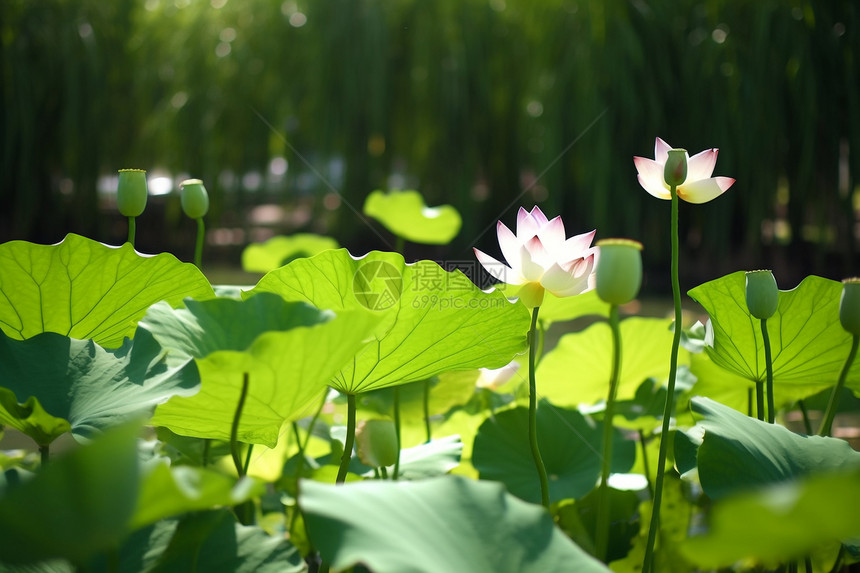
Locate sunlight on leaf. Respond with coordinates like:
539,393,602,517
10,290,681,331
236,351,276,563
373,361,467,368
300,476,612,573
363,189,462,244
688,272,859,402
241,233,340,273
0,234,214,348
248,249,530,394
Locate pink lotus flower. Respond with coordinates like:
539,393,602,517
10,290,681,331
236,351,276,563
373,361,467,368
634,137,735,204
473,206,597,308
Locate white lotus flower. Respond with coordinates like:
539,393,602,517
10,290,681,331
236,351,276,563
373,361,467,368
473,206,597,308
634,137,735,204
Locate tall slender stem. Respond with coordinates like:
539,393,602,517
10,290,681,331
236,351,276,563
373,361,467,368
528,306,550,509
335,393,357,484
755,381,766,422
596,304,622,562
639,430,654,498
194,217,205,269
819,335,859,436
127,216,136,247
798,400,813,435
243,444,254,475
393,387,402,480
39,444,49,466
231,373,250,478
643,185,681,573
302,391,329,452
423,379,432,443
761,318,775,423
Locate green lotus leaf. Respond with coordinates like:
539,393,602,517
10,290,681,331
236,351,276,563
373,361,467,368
248,249,530,394
300,476,611,573
381,434,463,480
0,423,140,566
363,189,462,244
0,233,214,348
472,402,635,504
241,234,340,273
681,397,860,500
130,461,265,530
537,317,689,408
90,510,305,573
144,294,380,446
0,328,200,446
538,289,610,326
688,272,859,401
682,468,860,568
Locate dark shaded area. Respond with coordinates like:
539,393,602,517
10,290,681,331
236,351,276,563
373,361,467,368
1,0,858,291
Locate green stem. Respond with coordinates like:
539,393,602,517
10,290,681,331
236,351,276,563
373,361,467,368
798,400,813,435
393,387,402,480
762,318,775,423
335,394,357,484
819,335,859,436
394,235,405,255
127,216,136,246
230,373,250,478
528,306,550,509
596,304,622,562
804,556,813,573
302,391,329,452
379,465,389,479
643,184,681,573
423,380,432,443
201,439,210,467
639,429,654,499
755,381,766,422
243,444,254,475
194,217,205,269
39,444,49,466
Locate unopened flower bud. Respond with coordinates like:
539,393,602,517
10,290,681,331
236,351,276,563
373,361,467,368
355,419,398,468
180,179,209,219
595,239,643,305
745,270,779,320
117,169,148,217
840,279,860,336
664,149,688,187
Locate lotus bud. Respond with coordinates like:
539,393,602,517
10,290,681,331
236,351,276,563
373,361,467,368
663,149,688,187
745,270,779,320
355,419,398,468
840,278,860,336
117,169,148,217
180,179,209,219
595,239,643,306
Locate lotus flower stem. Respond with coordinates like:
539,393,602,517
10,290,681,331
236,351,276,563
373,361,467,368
818,334,859,436
798,400,813,434
193,217,205,269
230,372,250,478
423,380,432,443
761,318,775,423
335,393,357,484
202,439,210,467
755,382,766,422
638,429,654,498
527,306,550,509
127,217,136,247
642,184,682,573
39,445,49,466
243,444,254,475
596,303,622,561
393,387,402,480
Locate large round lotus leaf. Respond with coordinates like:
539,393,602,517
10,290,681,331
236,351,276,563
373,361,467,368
0,424,140,566
142,294,380,446
681,397,860,500
300,476,611,573
688,272,860,402
241,234,340,273
0,233,214,348
472,402,635,504
248,249,530,394
0,328,200,446
363,189,462,244
537,317,689,408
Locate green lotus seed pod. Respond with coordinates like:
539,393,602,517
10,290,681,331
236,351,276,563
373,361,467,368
355,419,398,469
117,169,148,217
840,278,860,336
664,149,688,187
595,238,643,306
180,179,209,219
745,270,779,320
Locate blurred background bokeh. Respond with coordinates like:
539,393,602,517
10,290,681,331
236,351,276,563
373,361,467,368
2,0,858,292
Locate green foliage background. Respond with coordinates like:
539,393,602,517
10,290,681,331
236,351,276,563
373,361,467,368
2,0,858,282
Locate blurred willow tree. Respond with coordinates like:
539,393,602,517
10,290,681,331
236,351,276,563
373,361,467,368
1,0,858,282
